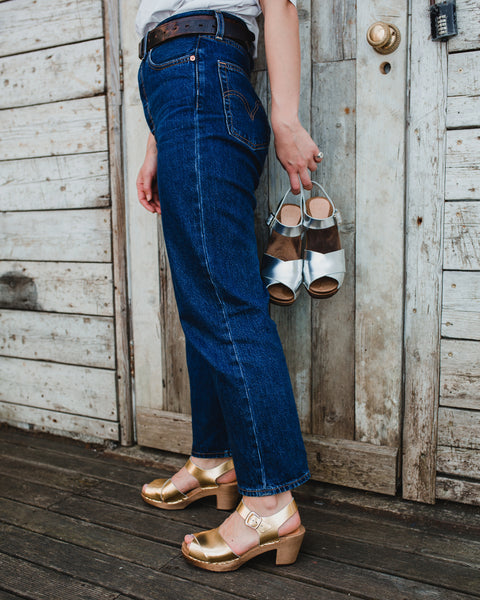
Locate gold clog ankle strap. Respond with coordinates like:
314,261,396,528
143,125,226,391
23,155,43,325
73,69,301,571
185,457,235,487
237,498,298,544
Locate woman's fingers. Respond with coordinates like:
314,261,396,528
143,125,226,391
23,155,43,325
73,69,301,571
136,168,161,214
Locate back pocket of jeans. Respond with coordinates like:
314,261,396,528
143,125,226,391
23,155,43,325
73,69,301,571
218,60,270,151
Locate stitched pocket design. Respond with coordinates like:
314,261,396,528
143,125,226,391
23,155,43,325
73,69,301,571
218,60,270,151
148,49,192,71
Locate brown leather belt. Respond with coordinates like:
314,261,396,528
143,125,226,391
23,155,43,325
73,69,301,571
139,14,255,59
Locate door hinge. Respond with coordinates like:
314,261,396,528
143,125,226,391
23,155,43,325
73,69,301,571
129,339,135,379
119,49,124,92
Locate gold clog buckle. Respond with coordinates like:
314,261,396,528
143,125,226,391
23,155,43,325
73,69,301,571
245,510,262,529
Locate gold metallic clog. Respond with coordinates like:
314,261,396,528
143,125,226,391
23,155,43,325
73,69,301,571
141,457,238,511
181,498,305,571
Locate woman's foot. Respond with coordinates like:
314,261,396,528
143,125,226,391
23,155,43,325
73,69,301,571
184,491,301,555
141,456,238,510
142,456,236,498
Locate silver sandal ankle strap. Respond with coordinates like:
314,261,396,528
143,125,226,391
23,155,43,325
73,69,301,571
266,186,305,238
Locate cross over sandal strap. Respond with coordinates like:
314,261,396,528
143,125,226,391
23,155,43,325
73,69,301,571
188,528,239,563
142,457,236,507
184,457,235,488
237,498,298,544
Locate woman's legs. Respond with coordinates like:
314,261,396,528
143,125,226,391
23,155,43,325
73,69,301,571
138,29,309,501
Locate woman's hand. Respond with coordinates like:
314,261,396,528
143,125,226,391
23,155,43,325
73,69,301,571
272,115,321,194
136,133,161,214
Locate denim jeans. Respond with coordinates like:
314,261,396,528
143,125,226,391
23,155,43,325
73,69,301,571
138,11,310,496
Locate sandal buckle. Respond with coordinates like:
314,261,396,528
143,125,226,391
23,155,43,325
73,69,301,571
245,510,262,529
266,213,274,227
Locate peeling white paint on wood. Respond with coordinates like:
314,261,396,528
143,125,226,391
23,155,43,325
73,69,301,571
0,309,115,369
438,407,480,451
0,356,117,420
0,0,103,58
448,0,480,53
0,401,119,442
0,39,105,109
0,209,112,262
0,96,108,160
0,153,110,211
0,261,114,316
441,339,480,410
442,271,480,340
443,201,480,270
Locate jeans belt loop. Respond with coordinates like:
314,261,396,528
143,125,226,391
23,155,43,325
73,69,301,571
142,33,149,59
214,11,225,40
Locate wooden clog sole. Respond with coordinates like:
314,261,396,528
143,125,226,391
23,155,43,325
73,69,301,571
181,525,306,572
141,481,238,511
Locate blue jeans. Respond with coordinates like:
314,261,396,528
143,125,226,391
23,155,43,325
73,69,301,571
138,11,310,496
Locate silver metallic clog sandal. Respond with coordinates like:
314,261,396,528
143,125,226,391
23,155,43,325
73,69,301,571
303,181,345,299
261,187,305,306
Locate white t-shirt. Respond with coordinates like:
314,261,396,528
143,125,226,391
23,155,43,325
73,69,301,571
136,0,296,56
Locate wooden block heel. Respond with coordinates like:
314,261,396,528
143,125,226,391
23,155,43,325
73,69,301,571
215,482,239,510
275,527,305,565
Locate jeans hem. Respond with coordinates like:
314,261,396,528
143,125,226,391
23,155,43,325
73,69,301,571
238,470,311,497
191,450,232,458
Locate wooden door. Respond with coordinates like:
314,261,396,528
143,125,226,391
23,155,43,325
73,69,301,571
122,0,408,495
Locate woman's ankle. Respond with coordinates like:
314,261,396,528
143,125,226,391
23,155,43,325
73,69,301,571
243,490,293,515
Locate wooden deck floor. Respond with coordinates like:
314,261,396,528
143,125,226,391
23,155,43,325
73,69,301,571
0,427,479,600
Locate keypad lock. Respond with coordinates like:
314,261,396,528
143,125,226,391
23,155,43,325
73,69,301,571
429,0,458,41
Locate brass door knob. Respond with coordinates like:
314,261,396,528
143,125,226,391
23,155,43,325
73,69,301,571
366,22,401,54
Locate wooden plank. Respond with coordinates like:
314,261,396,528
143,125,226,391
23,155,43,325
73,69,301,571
448,50,480,97
0,446,148,494
448,0,480,53
304,435,398,495
0,403,119,441
437,476,480,506
0,261,113,315
437,446,480,480
442,271,480,340
438,407,480,450
311,60,355,439
0,39,104,109
0,500,178,570
0,357,117,420
120,0,164,418
311,0,356,62
0,522,243,600
355,1,407,447
0,96,108,160
0,309,114,368
269,0,313,432
158,224,189,415
447,95,480,130
165,554,477,600
0,455,100,493
446,129,480,169
0,552,118,600
0,473,72,509
0,208,112,262
0,438,151,488
136,408,192,453
441,339,480,409
0,0,103,58
103,0,133,445
443,201,480,270
402,0,447,503
0,153,110,211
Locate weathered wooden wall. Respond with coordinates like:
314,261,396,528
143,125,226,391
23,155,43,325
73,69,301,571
0,0,130,442
435,0,480,505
